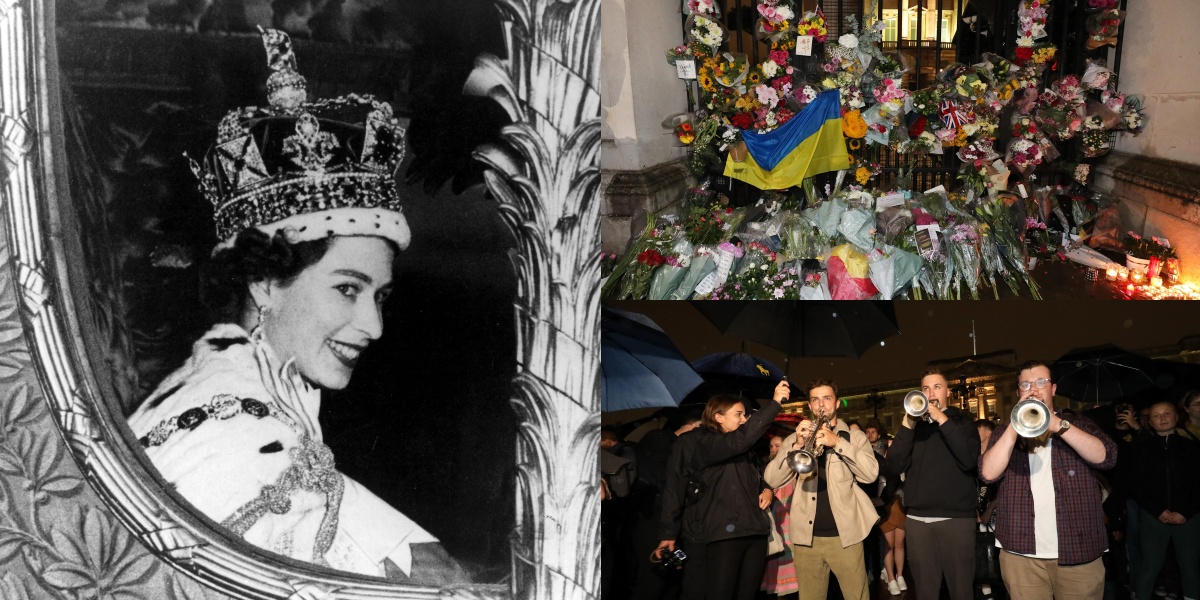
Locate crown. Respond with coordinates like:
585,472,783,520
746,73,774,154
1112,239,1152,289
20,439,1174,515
189,27,411,250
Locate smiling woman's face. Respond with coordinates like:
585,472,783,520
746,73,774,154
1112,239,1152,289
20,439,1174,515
256,236,395,390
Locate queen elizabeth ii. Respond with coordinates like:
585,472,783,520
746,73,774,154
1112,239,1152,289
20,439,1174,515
127,28,463,582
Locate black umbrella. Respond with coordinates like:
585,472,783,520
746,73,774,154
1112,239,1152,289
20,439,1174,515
692,352,786,380
690,301,900,358
601,306,705,412
1050,344,1161,404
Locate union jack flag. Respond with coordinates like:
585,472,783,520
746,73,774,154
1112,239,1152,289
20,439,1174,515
939,100,974,130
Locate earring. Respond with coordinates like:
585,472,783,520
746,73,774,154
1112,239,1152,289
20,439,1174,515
252,304,269,340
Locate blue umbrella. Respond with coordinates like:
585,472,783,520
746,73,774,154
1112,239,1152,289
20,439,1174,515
602,307,704,412
692,352,786,380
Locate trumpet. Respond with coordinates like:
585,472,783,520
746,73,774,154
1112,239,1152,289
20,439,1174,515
786,413,831,475
1010,397,1050,438
903,390,931,421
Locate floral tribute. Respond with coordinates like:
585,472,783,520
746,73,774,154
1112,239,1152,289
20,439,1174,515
600,0,1155,301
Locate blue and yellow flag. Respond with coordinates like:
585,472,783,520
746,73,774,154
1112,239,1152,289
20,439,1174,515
724,89,852,190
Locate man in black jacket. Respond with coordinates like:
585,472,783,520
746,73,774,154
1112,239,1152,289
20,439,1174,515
887,368,981,600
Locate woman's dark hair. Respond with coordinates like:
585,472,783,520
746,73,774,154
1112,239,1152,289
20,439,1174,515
202,229,400,324
202,229,333,323
701,394,748,434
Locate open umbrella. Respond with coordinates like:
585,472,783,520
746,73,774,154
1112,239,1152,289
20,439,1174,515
1050,344,1160,404
692,352,786,380
602,306,705,412
690,300,900,358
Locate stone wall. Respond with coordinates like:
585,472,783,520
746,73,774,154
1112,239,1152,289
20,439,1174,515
601,0,691,252
1093,0,1200,286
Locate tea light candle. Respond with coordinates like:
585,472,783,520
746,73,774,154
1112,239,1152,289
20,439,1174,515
1151,276,1163,287
1132,270,1146,284
1106,266,1119,281
1118,267,1129,281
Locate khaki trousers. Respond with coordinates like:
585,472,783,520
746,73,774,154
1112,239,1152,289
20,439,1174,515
793,536,868,600
998,551,1105,600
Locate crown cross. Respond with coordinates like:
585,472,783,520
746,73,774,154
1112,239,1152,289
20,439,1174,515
283,113,340,174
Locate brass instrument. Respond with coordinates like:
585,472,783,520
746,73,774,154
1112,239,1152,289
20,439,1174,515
785,413,831,475
903,390,931,421
1010,397,1050,438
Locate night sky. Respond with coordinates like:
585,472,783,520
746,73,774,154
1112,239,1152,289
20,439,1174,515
608,301,1200,391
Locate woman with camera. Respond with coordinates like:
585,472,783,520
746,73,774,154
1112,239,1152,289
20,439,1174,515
656,381,790,600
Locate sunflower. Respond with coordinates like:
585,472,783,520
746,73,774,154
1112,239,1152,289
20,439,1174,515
747,71,762,85
703,57,718,72
698,73,717,92
847,138,862,151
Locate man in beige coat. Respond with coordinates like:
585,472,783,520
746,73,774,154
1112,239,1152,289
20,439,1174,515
766,379,880,600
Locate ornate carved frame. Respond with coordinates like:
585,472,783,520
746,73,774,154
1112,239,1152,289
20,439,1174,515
0,0,599,598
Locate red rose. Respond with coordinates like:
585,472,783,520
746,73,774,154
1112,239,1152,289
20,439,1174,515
1014,47,1034,64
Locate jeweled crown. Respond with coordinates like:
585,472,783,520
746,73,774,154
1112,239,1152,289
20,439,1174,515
190,27,411,249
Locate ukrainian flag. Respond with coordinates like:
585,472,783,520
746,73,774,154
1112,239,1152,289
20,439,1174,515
724,89,852,190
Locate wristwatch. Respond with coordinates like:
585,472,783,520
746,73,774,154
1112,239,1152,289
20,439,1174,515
1057,420,1072,434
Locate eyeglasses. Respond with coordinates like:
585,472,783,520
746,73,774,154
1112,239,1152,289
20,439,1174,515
1017,378,1052,392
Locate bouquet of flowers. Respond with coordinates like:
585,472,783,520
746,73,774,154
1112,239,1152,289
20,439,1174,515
873,77,907,105
1124,232,1175,260
796,9,827,42
713,54,750,88
912,88,942,117
600,251,620,279
1012,115,1041,140
1025,217,1052,258
689,14,725,51
687,0,718,16
779,214,830,261
1007,138,1044,173
684,203,734,245
954,72,989,102
604,222,682,300
666,44,692,65
757,0,796,42
1035,103,1084,140
947,223,982,299
1080,129,1113,158
975,197,1042,299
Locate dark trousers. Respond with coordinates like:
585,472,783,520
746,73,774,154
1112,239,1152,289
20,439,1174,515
906,516,976,600
680,538,709,600
630,508,678,600
704,536,768,600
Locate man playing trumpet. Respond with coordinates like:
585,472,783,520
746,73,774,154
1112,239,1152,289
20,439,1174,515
886,368,981,600
765,379,879,600
979,361,1117,600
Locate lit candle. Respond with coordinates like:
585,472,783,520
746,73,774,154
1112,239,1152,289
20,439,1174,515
1132,270,1146,283
1151,276,1163,287
1126,283,1135,292
1118,267,1129,281
1106,267,1118,281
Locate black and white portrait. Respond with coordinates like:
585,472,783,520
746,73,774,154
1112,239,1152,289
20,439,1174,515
0,0,599,596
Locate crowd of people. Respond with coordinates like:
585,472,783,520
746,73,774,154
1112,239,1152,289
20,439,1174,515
601,363,1200,600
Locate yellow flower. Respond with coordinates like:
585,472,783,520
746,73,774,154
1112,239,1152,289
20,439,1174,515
735,93,760,111
848,138,862,150
856,166,871,184
698,73,716,92
703,57,718,71
747,71,762,84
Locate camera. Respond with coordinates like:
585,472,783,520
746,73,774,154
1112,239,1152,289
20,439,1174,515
660,548,687,569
